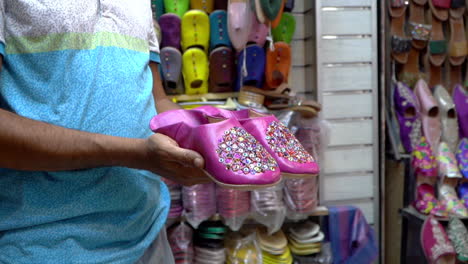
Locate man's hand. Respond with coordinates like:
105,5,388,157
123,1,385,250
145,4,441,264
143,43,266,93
136,133,211,186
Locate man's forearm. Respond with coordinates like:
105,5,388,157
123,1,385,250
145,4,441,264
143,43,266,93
0,108,146,171
150,62,181,113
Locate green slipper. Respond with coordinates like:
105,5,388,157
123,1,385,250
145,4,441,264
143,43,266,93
260,0,283,21
164,0,189,18
272,12,296,44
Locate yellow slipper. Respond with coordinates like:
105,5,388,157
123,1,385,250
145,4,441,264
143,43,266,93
182,48,209,94
181,10,210,52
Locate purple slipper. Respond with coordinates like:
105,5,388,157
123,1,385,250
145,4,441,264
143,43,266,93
393,81,422,153
160,47,184,95
457,138,468,179
159,13,181,50
453,84,468,138
209,47,235,93
235,44,266,91
459,182,468,208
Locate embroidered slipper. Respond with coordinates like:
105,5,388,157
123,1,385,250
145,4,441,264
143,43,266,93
161,47,184,95
215,0,228,9
412,137,438,178
388,0,407,18
151,0,165,20
284,0,294,12
236,44,266,91
260,0,283,21
209,10,231,51
228,0,253,52
394,81,422,153
271,0,285,29
398,47,424,88
456,139,468,178
181,10,210,53
272,12,296,44
182,48,209,94
448,16,468,66
413,184,448,217
209,47,235,93
159,14,182,50
428,11,447,66
459,182,468,208
429,0,450,21
421,216,457,264
191,0,215,13
450,0,466,18
248,15,269,46
434,86,459,152
164,0,190,18
409,0,432,50
391,12,411,64
439,183,468,217
437,142,463,179
447,217,468,262
265,42,291,89
453,85,468,138
414,79,442,150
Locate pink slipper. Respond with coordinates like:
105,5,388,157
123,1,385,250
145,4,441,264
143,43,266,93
248,15,269,47
414,79,442,150
414,184,448,217
421,216,456,264
412,137,438,178
227,0,253,51
194,106,319,178
150,109,281,190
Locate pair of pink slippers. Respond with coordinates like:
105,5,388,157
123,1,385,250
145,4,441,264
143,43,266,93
150,106,319,190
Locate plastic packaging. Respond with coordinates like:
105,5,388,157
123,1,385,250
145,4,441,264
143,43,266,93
194,221,227,264
292,242,333,264
284,177,319,221
167,222,194,264
251,182,286,234
216,185,251,231
182,183,217,228
225,230,263,264
161,178,183,219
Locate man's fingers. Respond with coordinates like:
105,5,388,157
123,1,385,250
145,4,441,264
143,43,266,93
169,146,205,168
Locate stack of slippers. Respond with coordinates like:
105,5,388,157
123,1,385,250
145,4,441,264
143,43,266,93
194,221,227,264
283,177,319,216
286,221,324,257
216,186,251,231
226,231,263,264
256,227,293,264
182,183,217,228
161,178,184,220
167,222,195,264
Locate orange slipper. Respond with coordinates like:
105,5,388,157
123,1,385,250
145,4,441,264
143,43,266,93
265,42,291,89
271,0,285,29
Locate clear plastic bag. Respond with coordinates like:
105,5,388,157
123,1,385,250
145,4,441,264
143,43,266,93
182,183,217,228
216,186,251,231
292,242,333,264
251,182,286,234
284,177,319,221
161,178,183,220
167,221,194,264
225,230,263,264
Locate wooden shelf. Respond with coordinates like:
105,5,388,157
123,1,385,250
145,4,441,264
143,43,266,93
400,206,468,222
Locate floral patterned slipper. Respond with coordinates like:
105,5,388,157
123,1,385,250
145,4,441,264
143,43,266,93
412,137,438,178
421,216,456,264
447,217,468,262
458,182,468,209
439,183,468,217
414,184,448,217
456,139,468,179
437,142,463,179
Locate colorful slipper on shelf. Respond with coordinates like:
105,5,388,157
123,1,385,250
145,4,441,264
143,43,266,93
193,106,320,177
272,12,296,44
449,16,468,65
428,12,447,66
151,0,165,20
191,0,214,13
388,0,407,18
160,47,184,95
159,14,182,50
437,142,463,179
439,183,468,217
456,139,468,178
459,182,468,208
164,0,190,18
453,85,468,138
409,0,432,50
248,15,269,47
412,137,438,178
393,81,422,153
448,217,468,262
421,216,456,264
256,227,288,253
150,109,282,190
181,10,210,52
414,79,442,150
271,0,285,29
209,10,231,51
236,44,266,91
450,0,466,18
429,0,450,21
227,0,253,52
413,184,448,217
390,12,411,64
209,47,235,93
215,0,228,10
182,48,209,94
434,86,459,152
284,0,294,12
252,0,267,23
265,42,291,89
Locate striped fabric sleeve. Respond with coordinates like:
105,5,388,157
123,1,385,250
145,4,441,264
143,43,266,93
0,0,5,57
147,3,160,63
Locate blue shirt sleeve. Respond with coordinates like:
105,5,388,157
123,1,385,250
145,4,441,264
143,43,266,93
150,51,160,64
